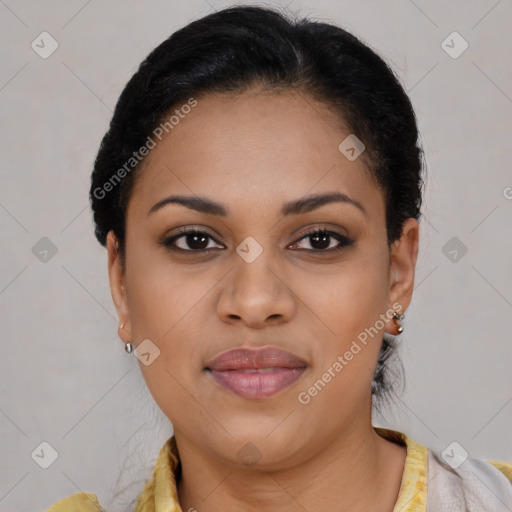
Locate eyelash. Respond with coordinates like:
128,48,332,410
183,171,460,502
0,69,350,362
161,227,355,254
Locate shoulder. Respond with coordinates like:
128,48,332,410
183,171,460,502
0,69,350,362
428,451,512,510
45,492,103,512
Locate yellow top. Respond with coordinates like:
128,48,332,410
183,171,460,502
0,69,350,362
45,427,512,512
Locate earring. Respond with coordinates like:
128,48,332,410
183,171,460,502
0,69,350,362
393,312,405,334
119,322,133,354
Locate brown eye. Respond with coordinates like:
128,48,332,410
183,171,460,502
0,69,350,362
162,229,224,252
290,229,354,253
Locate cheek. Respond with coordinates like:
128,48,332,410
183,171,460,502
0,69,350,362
124,245,214,410
304,252,389,337
139,360,204,434
301,253,390,398
125,242,203,339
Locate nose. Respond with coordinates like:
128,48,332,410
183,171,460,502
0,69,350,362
216,247,296,328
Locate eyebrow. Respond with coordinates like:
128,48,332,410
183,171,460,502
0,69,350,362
147,192,366,217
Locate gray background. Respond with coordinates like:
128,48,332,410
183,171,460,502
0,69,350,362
1,0,511,511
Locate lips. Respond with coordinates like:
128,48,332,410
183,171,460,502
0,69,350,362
205,346,307,371
204,346,307,399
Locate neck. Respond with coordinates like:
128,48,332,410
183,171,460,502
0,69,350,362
175,421,406,512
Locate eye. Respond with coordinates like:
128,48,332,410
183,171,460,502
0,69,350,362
161,227,354,254
289,228,355,253
161,228,224,252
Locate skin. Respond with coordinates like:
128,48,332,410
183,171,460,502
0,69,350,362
108,86,419,512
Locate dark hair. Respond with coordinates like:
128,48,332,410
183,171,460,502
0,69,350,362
90,4,424,407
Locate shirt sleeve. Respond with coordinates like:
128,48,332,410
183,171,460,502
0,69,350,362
45,492,103,512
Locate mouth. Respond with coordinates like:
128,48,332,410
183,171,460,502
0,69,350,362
205,367,307,399
204,346,308,399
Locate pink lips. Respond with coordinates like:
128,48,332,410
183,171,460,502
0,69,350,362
205,346,307,399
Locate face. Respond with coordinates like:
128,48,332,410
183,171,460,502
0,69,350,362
108,87,419,469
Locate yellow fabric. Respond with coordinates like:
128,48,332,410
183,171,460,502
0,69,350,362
46,427,512,512
375,427,428,511
45,492,103,512
487,459,512,482
133,435,182,512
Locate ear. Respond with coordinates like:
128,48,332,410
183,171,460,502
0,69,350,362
387,218,420,328
106,230,132,344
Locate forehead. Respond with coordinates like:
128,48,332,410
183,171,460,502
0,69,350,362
127,88,384,221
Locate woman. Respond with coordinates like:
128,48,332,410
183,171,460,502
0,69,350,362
47,5,512,512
